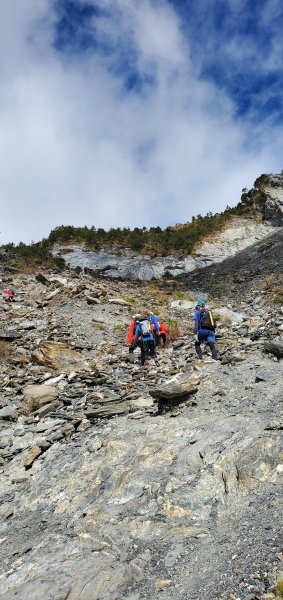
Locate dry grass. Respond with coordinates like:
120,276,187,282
218,314,233,325
167,318,180,341
0,340,14,362
172,291,194,301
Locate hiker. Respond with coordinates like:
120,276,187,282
193,300,220,360
146,311,160,347
159,321,169,347
3,288,15,302
130,315,158,365
127,315,141,361
127,316,137,347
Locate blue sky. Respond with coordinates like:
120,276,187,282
0,0,283,244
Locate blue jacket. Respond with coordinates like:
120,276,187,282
193,310,204,334
193,309,215,334
149,314,160,332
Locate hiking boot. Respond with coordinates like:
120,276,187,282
209,343,219,361
195,346,203,360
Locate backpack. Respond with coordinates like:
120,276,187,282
138,319,152,339
199,310,215,331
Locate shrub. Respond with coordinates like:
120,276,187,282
93,323,106,330
172,291,193,300
273,294,283,305
217,313,232,325
114,323,125,331
167,318,180,341
123,296,135,304
155,292,167,305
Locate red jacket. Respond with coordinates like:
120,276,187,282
159,322,169,335
127,320,136,345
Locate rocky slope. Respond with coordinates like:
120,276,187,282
0,259,282,599
178,228,283,303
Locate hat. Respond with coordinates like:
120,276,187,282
196,300,206,308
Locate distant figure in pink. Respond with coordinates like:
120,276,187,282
3,289,15,302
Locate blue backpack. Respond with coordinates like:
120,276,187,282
137,319,154,341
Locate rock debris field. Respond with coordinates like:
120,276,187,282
0,267,282,600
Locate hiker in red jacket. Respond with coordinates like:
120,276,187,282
127,315,142,361
159,321,169,347
127,317,137,346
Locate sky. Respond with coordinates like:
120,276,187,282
1,0,283,244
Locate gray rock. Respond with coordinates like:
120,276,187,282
0,330,22,340
264,338,283,358
150,374,200,400
255,371,271,382
0,406,18,421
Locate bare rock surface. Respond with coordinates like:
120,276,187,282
55,219,276,281
0,252,282,599
53,173,283,281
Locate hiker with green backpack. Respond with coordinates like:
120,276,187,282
193,300,220,361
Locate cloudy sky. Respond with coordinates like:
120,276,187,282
1,0,283,244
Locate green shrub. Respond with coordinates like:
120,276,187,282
123,296,135,304
273,295,283,305
172,291,193,300
94,323,106,330
114,323,125,331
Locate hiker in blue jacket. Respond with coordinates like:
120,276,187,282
130,316,158,365
193,300,220,360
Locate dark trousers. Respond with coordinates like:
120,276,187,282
130,337,157,364
141,339,156,364
195,329,219,360
160,333,167,346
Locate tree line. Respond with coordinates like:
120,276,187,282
0,201,252,267
45,205,244,256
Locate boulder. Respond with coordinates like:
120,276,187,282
150,374,200,401
31,341,85,373
0,330,22,340
20,384,59,414
150,374,200,413
35,272,50,284
108,298,131,306
0,406,18,421
23,446,42,468
264,338,283,358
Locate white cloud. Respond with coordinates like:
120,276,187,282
0,0,282,244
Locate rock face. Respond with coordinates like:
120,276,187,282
53,172,283,281
56,219,276,280
241,172,283,226
0,232,283,599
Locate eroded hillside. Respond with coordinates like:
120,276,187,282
0,258,282,599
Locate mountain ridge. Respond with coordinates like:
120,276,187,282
1,172,282,275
